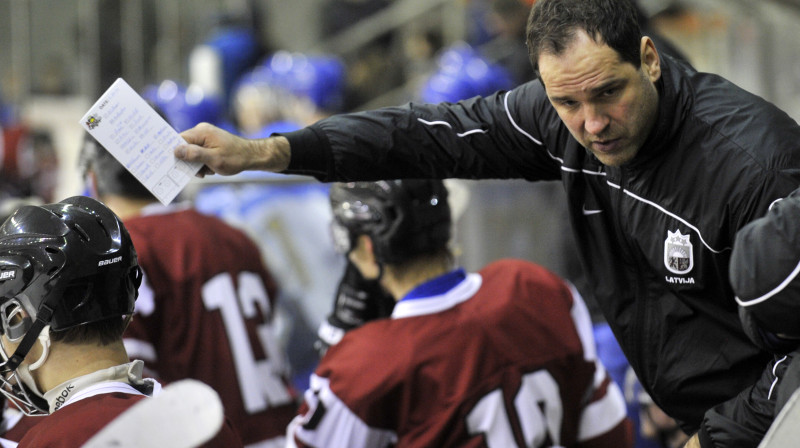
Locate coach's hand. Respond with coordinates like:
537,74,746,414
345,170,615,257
176,123,291,177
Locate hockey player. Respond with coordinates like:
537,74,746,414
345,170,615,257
79,135,298,446
0,196,242,447
288,179,632,447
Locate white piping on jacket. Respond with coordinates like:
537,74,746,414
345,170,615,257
607,181,728,254
768,355,789,400
416,119,488,138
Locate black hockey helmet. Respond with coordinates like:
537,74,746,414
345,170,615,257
732,192,800,353
0,195,141,340
329,180,451,264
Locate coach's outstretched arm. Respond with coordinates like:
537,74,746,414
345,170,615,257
177,123,291,176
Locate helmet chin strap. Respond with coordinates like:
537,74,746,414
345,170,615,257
16,325,51,399
0,296,58,415
5,301,55,373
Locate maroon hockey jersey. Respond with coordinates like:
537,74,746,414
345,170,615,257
15,393,241,448
122,204,297,445
289,259,631,447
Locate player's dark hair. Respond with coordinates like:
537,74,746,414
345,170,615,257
50,315,130,345
526,0,642,76
384,246,454,284
80,135,154,200
78,101,174,201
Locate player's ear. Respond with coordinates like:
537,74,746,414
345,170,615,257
363,235,376,259
348,235,380,279
354,235,377,265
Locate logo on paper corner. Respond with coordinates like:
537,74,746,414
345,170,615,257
86,115,102,130
664,229,693,275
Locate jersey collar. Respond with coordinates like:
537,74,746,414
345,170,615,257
392,268,482,319
401,268,467,301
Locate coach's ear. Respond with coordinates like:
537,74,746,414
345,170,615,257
640,36,661,83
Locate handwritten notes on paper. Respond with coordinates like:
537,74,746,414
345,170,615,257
79,78,203,205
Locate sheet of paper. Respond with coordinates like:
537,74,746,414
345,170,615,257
79,78,203,205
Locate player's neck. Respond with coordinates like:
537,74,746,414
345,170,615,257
36,339,130,393
382,258,454,300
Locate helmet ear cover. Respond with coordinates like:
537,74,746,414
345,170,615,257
0,254,40,341
0,299,32,342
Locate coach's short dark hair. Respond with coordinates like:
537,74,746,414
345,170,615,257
526,0,642,76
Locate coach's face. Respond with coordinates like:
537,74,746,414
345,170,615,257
538,30,661,167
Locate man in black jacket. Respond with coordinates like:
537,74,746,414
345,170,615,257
174,0,800,446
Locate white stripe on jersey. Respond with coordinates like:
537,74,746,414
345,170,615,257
567,283,597,362
577,379,627,441
289,375,397,448
565,281,626,441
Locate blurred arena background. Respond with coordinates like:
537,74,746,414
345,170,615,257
0,0,798,322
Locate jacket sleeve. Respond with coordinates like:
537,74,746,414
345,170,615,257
281,80,565,182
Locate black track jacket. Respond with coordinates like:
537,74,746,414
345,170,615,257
282,54,800,434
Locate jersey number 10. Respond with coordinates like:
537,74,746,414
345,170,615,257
467,370,563,447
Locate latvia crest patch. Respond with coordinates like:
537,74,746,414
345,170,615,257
664,229,693,274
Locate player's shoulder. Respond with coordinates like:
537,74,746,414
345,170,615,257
480,258,569,288
128,207,217,228
314,322,409,408
482,258,546,272
326,318,398,360
129,208,257,249
18,394,147,447
320,318,407,376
